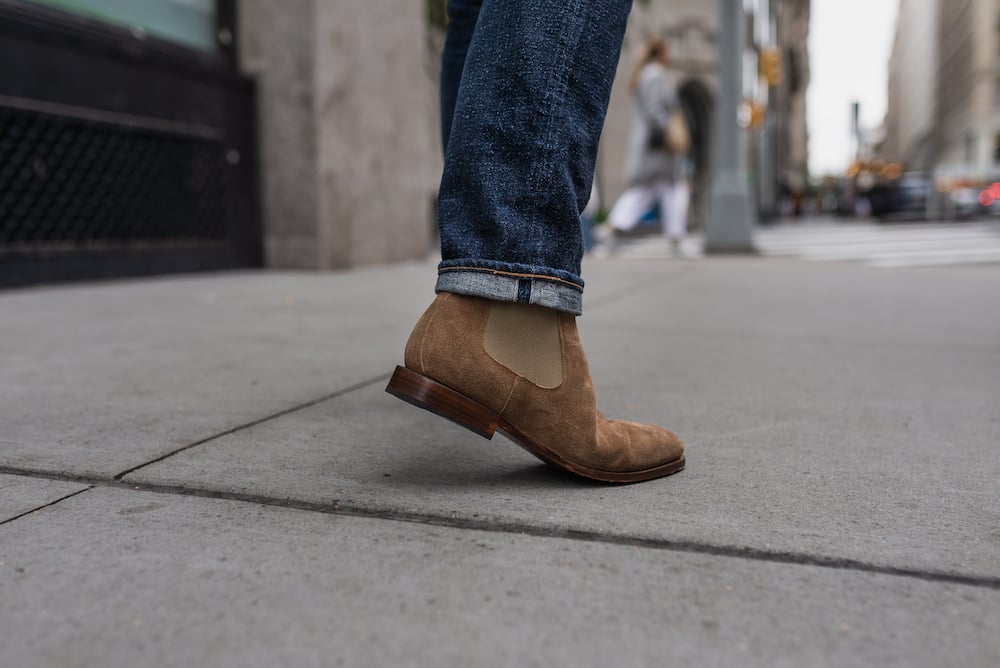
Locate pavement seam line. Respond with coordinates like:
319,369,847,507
111,373,390,481
0,487,93,527
1,466,998,591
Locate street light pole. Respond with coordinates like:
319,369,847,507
706,0,756,253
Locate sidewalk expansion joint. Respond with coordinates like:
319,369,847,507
0,487,93,527
1,466,998,591
110,374,390,482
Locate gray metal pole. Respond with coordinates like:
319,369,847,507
705,0,756,252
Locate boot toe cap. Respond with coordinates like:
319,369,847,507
601,419,685,472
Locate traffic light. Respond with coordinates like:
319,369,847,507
760,47,784,87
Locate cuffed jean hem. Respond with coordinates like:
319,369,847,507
436,267,584,315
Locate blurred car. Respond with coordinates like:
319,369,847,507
869,172,930,221
954,187,982,218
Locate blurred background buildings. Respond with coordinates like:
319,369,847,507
879,0,1000,216
0,0,811,287
883,0,937,173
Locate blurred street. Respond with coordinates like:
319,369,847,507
2,254,998,666
604,216,1000,267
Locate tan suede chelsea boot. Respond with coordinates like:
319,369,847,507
385,292,685,483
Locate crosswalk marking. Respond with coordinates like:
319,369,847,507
596,220,1000,267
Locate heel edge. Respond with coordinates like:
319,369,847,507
386,366,498,439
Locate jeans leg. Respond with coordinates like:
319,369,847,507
440,0,482,154
436,0,633,315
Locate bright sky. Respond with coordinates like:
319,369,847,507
807,0,899,175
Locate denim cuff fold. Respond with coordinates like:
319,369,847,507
436,262,583,315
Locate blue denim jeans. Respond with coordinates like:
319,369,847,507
437,0,632,314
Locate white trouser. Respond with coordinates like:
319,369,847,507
608,180,690,240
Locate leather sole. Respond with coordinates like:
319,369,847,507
385,365,685,484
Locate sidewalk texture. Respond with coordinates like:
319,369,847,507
1,256,998,667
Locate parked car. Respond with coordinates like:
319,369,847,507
869,172,930,221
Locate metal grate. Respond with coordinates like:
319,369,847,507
0,106,231,247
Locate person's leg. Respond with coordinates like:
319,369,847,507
655,182,670,238
436,0,632,315
664,180,690,241
386,0,685,483
608,186,657,233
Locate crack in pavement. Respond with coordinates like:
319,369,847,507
111,373,390,481
1,466,998,591
0,486,93,527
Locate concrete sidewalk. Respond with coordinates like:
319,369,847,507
1,256,998,667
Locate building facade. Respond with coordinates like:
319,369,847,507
1,0,809,288
887,0,1000,178
775,0,811,195
934,0,1000,174
883,0,938,171
0,0,441,286
237,0,440,271
0,0,262,287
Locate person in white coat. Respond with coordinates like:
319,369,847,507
607,39,690,253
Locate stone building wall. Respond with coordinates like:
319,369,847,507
884,0,938,170
238,0,440,270
933,0,981,168
777,0,810,188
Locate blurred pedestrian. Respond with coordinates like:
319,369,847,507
607,38,690,253
385,0,685,483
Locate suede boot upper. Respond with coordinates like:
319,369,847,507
404,293,684,473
